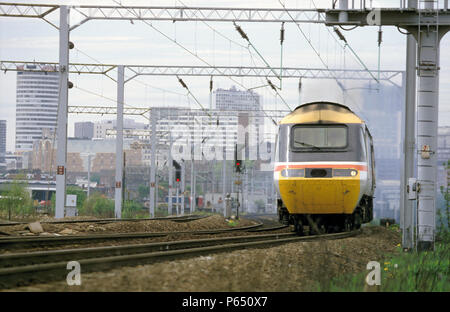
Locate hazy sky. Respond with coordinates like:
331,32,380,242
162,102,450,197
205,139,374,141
1,0,449,152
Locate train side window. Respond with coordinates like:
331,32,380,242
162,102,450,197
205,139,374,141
370,141,376,186
360,128,367,161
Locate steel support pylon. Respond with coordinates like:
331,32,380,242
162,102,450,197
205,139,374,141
115,65,124,219
328,0,450,251
55,6,69,219
415,26,439,251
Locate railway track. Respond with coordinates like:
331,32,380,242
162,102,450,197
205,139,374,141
0,230,359,289
0,215,292,252
0,222,265,252
0,214,206,227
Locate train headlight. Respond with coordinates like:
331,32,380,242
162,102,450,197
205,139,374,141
333,169,358,177
281,168,305,177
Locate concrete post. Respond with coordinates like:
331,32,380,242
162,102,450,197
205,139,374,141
55,5,70,219
190,155,195,214
416,20,440,251
401,0,418,250
251,166,254,213
168,132,173,215
339,0,349,23
87,154,91,198
222,127,227,216
155,168,159,212
114,65,124,219
175,185,179,215
149,108,157,218
181,160,185,215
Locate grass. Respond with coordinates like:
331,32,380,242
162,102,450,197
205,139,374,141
324,231,450,292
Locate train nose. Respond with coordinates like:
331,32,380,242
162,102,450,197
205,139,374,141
278,178,360,214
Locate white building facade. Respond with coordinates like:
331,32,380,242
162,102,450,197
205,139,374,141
15,65,59,153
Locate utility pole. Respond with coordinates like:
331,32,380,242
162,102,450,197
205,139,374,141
176,182,179,215
237,177,240,220
87,153,92,198
190,152,195,214
55,5,69,218
181,160,185,215
401,0,418,251
251,166,254,213
414,0,441,251
149,108,157,218
155,167,159,212
115,65,124,219
168,132,173,215
222,126,227,216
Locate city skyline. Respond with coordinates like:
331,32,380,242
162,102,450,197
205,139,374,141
1,0,450,153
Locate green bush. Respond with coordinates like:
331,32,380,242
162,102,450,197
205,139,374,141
123,200,145,219
0,179,33,220
80,193,115,218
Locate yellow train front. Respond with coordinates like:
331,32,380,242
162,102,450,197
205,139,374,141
274,102,375,234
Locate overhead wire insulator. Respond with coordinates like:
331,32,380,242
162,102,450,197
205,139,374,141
233,22,249,41
209,77,213,92
177,76,188,90
267,79,277,91
298,77,302,91
280,22,285,45
333,27,347,44
378,26,383,47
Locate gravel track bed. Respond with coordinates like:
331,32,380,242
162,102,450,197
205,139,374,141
4,226,399,292
0,215,256,237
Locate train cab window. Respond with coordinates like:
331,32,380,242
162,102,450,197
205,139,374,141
291,125,347,150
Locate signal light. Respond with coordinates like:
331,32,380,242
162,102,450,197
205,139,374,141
173,160,181,182
234,144,243,173
235,161,242,173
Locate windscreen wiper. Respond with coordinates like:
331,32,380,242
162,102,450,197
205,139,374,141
294,140,321,150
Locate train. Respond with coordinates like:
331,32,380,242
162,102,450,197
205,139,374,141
273,102,375,234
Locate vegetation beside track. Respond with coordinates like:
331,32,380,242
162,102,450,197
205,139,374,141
316,225,449,292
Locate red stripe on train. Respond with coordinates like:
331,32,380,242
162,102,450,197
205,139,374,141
274,164,368,172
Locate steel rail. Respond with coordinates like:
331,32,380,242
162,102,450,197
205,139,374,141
0,230,359,289
0,232,297,268
0,214,205,227
0,223,264,251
